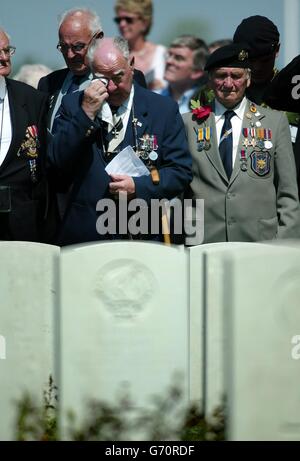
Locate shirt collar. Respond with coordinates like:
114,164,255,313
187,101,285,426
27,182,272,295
0,76,6,101
101,85,135,125
215,96,247,120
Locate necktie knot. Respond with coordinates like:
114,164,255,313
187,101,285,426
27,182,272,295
224,110,235,121
68,75,81,94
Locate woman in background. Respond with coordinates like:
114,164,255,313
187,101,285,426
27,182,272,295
114,0,166,91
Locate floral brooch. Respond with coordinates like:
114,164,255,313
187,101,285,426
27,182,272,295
191,99,212,121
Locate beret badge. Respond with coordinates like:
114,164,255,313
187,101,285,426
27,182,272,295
238,49,248,61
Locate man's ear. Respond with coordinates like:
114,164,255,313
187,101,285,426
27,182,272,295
190,69,204,82
275,43,280,58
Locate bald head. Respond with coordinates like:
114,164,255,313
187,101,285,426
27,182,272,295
58,8,103,76
87,37,134,107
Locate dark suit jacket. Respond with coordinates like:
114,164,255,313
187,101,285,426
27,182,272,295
264,56,300,199
0,78,54,242
48,83,192,245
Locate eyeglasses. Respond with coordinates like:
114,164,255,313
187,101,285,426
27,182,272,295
0,46,16,57
114,16,140,25
92,74,124,86
57,31,103,54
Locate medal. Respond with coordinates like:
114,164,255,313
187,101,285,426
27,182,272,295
197,142,204,152
240,149,247,171
264,129,272,149
149,151,158,161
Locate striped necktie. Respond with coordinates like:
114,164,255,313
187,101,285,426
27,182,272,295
219,110,235,178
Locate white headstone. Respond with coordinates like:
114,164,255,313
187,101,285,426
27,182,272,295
189,242,264,417
226,243,300,440
59,242,189,440
0,242,59,440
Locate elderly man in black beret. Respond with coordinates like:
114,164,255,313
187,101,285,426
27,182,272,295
183,43,300,244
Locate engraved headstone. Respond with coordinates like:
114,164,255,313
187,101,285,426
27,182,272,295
226,243,300,440
59,242,189,440
0,242,59,440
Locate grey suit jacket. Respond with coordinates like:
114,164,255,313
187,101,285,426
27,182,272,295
183,99,300,244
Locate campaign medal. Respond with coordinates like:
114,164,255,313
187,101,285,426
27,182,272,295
197,127,205,151
149,151,158,161
139,134,158,161
264,129,273,149
250,150,271,176
242,128,250,148
204,127,211,150
240,149,248,171
249,128,257,148
257,128,265,149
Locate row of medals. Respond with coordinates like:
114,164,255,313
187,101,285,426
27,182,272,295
197,103,273,170
138,134,158,163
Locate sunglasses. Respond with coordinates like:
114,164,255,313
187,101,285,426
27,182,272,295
114,16,140,25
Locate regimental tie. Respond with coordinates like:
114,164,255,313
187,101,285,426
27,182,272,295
219,110,235,179
103,107,124,154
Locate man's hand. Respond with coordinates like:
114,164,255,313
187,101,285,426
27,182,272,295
109,174,136,198
82,79,108,120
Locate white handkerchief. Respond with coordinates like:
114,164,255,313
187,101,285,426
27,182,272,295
105,145,150,177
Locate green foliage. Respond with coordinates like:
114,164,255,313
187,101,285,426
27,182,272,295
16,375,58,441
15,377,225,441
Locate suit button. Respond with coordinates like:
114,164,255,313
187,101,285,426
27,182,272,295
86,129,92,136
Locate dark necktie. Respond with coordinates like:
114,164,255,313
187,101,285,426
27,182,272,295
52,76,81,133
219,110,235,179
67,75,81,94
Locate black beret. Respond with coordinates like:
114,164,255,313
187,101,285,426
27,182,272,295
205,43,250,71
233,15,280,58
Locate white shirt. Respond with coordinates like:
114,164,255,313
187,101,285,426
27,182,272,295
214,97,247,165
0,76,12,166
100,85,134,135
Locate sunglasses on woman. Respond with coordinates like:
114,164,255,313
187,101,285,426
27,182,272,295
114,16,140,25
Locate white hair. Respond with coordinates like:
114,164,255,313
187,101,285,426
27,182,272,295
87,36,130,69
13,64,52,89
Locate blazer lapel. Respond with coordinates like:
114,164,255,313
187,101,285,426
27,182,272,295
122,83,148,150
229,99,265,185
201,112,229,183
0,80,29,173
